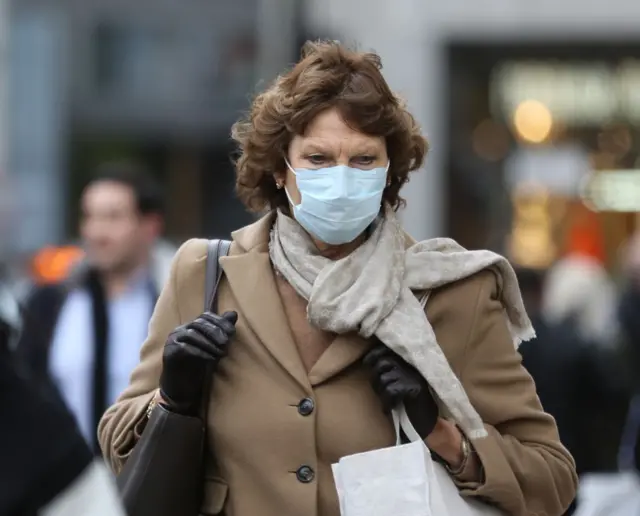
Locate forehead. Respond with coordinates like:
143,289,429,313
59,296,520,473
82,180,136,212
295,108,384,151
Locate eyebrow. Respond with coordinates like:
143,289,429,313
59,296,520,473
300,142,383,155
300,143,332,154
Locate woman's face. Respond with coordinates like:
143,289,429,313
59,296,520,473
283,107,388,206
280,108,389,255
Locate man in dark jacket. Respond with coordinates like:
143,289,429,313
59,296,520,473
16,162,170,452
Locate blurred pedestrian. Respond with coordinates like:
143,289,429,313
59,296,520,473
100,41,576,516
542,253,617,346
16,162,171,452
0,282,125,515
571,231,640,516
517,268,629,515
616,230,640,472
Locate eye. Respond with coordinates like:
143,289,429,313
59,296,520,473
353,155,377,167
306,154,327,165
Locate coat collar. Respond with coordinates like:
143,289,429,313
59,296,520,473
229,211,276,254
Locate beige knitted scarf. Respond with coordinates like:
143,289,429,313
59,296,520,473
268,204,535,440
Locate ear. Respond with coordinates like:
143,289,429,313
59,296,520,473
273,173,285,188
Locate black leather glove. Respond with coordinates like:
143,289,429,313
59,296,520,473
363,342,439,439
160,311,237,416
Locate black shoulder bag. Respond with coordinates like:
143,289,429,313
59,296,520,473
117,239,232,516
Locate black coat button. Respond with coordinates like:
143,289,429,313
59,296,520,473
297,398,315,416
296,465,315,483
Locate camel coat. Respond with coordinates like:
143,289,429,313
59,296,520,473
99,213,577,516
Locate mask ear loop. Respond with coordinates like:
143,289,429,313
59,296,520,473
280,158,300,206
283,158,297,175
276,157,294,190
283,184,298,207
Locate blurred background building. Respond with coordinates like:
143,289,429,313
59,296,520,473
5,0,297,253
4,0,640,282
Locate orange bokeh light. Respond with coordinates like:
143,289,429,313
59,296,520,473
31,246,85,284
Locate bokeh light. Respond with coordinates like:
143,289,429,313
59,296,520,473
513,99,554,144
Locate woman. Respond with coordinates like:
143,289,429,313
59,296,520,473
99,41,577,516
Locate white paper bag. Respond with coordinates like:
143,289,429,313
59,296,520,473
332,406,503,516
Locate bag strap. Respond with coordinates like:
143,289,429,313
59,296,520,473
204,239,232,313
200,239,232,425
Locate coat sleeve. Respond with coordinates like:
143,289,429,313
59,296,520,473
453,271,578,516
97,240,196,474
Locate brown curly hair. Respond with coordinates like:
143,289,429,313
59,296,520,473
231,40,428,213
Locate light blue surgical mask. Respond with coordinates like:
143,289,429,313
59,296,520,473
284,160,389,245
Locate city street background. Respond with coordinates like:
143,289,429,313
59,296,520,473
3,2,640,513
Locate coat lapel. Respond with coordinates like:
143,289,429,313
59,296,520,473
307,332,372,386
220,215,311,393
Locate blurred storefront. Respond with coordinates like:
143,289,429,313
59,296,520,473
445,41,640,272
306,0,640,254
